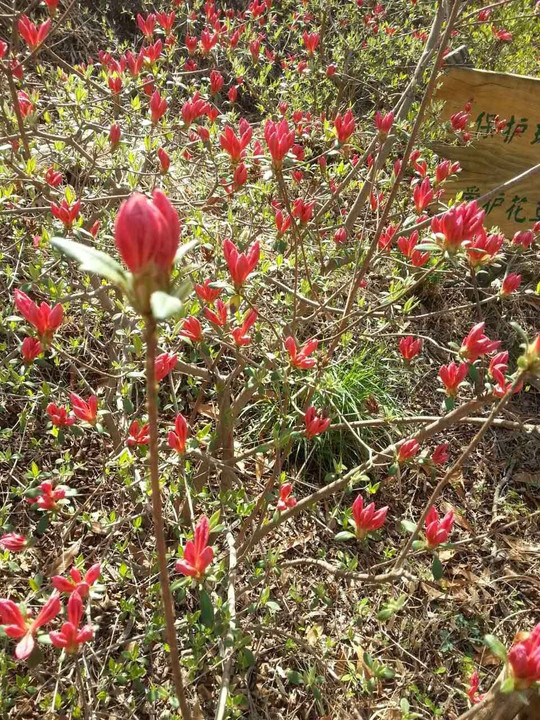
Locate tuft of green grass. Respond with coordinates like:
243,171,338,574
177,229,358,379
296,345,406,478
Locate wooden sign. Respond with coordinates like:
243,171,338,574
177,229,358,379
432,67,540,237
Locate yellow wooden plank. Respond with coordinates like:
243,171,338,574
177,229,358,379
432,69,540,235
435,67,540,161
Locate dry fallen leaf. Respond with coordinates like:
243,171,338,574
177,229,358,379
513,472,540,485
46,540,81,576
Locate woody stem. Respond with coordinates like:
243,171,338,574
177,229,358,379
145,315,192,720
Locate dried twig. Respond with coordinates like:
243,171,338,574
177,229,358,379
215,532,237,720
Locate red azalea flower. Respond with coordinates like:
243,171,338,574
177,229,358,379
21,337,42,364
284,336,318,369
52,564,101,597
438,361,469,396
425,506,454,548
50,592,94,655
231,308,257,346
127,420,150,446
277,483,297,511
70,393,98,423
196,279,222,303
0,594,60,659
168,413,188,454
223,238,260,290
180,316,203,342
47,403,75,427
175,516,214,580
304,406,330,438
460,322,501,363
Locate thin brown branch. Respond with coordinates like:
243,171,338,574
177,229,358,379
145,316,192,720
238,396,490,557
280,558,417,585
392,372,527,571
215,532,237,720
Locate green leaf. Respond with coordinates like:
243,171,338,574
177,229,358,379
35,515,49,535
173,239,199,265
467,363,479,382
509,322,529,343
287,670,304,685
499,677,515,693
209,509,221,529
169,278,193,302
199,590,214,628
431,554,444,580
150,291,183,320
401,520,417,533
378,594,407,621
484,634,508,662
51,237,127,287
334,531,356,541
414,242,440,252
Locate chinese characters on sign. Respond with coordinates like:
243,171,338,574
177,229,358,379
462,185,540,226
433,67,540,236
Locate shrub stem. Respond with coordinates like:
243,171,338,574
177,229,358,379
145,315,192,720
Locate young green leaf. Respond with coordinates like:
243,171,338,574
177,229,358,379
401,520,417,533
334,531,356,541
431,554,444,580
499,676,515,693
200,590,214,628
173,239,199,265
150,291,183,320
51,237,128,288
484,634,508,662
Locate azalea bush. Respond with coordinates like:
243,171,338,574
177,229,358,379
1,0,540,718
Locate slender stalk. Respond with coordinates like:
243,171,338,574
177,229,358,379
215,532,237,720
75,655,90,720
3,67,30,159
145,315,192,720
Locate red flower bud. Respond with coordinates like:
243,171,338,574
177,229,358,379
501,273,521,297
399,335,422,361
21,336,42,364
508,623,540,687
0,533,28,552
397,438,420,463
351,495,388,538
155,352,177,382
168,413,188,454
109,123,121,148
114,190,180,276
157,147,170,173
425,506,454,548
70,393,98,423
